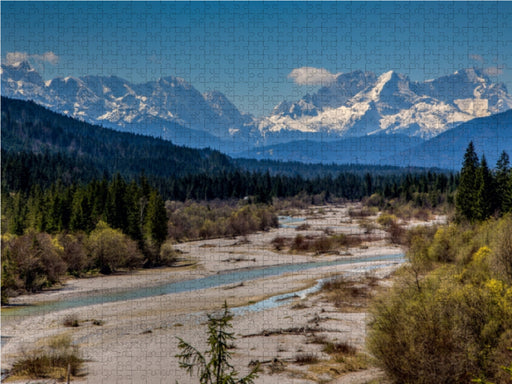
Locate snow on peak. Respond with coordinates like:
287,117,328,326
2,64,512,147
10,60,33,71
258,68,512,140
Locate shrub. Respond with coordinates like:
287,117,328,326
348,208,375,218
291,234,306,251
167,201,277,242
388,221,405,245
322,341,356,356
88,221,143,274
63,314,80,327
295,353,318,365
490,215,512,283
359,219,378,234
11,334,83,379
159,239,178,266
271,236,288,251
368,266,512,383
376,213,397,228
365,193,384,207
3,231,66,293
312,236,335,254
59,233,89,276
295,223,311,231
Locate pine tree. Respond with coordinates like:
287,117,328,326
144,190,168,264
105,174,128,232
476,155,496,220
496,151,511,213
456,142,480,222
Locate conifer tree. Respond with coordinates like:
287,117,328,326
144,190,168,264
476,155,496,220
496,151,511,213
105,174,128,232
176,303,259,384
456,142,479,221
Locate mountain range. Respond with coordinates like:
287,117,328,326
259,69,512,142
2,61,512,168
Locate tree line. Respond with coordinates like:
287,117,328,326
2,175,168,262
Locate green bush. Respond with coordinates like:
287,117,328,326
368,247,512,383
88,221,143,274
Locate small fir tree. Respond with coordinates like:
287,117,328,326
176,303,259,384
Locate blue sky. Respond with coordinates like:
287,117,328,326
2,1,512,116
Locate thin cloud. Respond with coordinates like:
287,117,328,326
469,54,484,63
483,66,503,76
5,51,59,66
288,67,340,86
34,52,59,65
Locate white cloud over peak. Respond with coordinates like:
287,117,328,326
288,67,340,85
6,51,59,66
6,52,29,66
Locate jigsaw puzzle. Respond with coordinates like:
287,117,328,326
2,2,512,383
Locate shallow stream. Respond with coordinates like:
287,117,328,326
1,254,404,321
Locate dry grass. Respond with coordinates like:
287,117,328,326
321,276,379,311
272,233,364,254
295,223,311,231
10,334,83,380
348,207,377,218
322,341,357,356
293,338,369,383
295,352,319,365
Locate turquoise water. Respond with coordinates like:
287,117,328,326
1,254,404,320
232,261,403,315
278,216,306,228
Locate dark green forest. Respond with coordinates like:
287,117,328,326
1,97,235,180
1,96,456,203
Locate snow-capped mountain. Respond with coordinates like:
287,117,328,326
1,62,253,149
258,68,512,140
2,62,511,152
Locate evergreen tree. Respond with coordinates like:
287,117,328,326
144,190,168,264
7,192,27,235
456,142,479,221
105,174,128,232
365,173,373,196
496,151,511,213
476,155,496,220
125,181,144,242
176,303,259,384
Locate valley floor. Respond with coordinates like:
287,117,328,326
2,204,437,383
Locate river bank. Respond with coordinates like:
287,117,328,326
1,204,431,383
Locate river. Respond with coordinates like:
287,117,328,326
1,253,404,320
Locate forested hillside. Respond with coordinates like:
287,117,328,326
1,97,235,180
2,97,458,203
